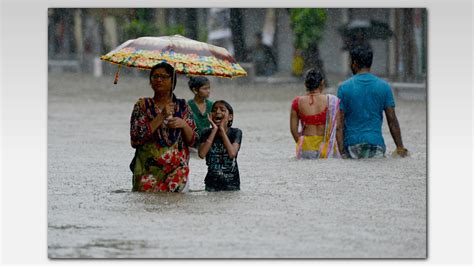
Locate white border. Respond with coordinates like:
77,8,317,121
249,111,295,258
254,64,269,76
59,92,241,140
1,0,473,265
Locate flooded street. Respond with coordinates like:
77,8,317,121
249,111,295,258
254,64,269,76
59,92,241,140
47,72,426,258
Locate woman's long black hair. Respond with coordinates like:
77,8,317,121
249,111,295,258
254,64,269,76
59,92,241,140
304,68,325,92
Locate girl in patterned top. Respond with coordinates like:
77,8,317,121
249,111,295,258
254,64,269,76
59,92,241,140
198,100,243,191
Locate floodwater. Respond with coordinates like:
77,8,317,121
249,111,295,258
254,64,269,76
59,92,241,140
47,72,426,258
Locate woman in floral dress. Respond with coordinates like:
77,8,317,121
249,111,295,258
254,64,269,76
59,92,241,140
130,62,197,192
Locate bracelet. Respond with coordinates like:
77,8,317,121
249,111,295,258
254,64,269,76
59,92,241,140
206,139,213,143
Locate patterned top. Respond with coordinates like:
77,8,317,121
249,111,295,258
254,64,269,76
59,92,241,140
130,95,197,148
199,127,243,191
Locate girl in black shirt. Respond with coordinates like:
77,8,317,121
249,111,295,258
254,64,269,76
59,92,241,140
198,100,242,191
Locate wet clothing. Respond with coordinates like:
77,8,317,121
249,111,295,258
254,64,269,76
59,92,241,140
292,96,328,126
297,135,324,159
293,94,341,159
199,127,242,191
347,143,385,159
337,72,395,151
130,96,197,192
187,99,213,138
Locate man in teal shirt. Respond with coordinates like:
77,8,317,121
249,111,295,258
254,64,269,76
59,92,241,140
336,43,408,158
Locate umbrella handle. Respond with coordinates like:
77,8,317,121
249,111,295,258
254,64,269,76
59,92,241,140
114,65,122,84
170,67,175,98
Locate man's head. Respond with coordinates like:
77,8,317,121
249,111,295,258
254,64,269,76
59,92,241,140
349,43,373,74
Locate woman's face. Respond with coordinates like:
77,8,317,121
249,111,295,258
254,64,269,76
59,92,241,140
194,83,211,99
150,68,172,93
211,102,232,127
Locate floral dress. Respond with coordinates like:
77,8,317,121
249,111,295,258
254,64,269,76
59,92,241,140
130,95,197,192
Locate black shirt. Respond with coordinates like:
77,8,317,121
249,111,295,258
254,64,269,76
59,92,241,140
199,127,243,191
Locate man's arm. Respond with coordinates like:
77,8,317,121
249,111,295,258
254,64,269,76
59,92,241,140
336,110,347,158
385,107,408,157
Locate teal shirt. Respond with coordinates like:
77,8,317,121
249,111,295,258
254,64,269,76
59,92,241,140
337,73,396,149
187,99,213,137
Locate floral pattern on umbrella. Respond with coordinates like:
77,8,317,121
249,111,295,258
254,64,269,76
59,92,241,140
100,35,247,79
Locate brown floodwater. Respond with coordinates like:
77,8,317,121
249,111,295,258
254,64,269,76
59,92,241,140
48,72,426,258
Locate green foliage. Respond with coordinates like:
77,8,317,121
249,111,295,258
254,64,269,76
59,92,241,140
197,27,208,42
164,25,186,36
290,9,327,50
123,19,158,39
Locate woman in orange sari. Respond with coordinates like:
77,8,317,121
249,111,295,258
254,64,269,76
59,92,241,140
290,68,340,159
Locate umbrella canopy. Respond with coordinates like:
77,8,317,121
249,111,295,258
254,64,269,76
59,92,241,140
339,19,393,40
100,35,247,82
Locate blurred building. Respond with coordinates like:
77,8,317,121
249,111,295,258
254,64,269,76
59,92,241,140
48,8,426,85
225,8,426,84
319,9,427,84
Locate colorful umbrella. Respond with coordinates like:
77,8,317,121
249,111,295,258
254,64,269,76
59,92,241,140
100,35,247,83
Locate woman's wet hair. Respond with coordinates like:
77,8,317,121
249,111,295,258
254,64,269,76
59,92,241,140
187,76,210,92
212,100,234,127
149,62,178,91
304,68,325,91
350,43,373,69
